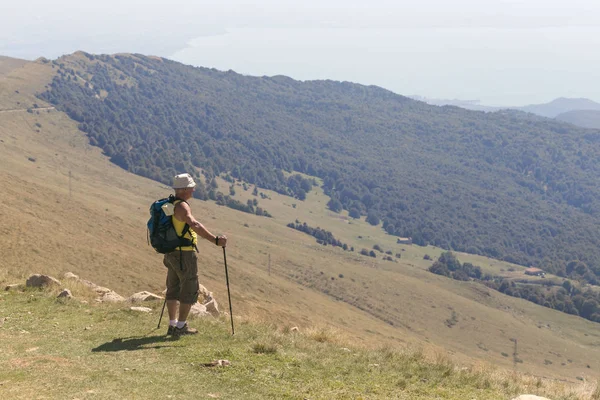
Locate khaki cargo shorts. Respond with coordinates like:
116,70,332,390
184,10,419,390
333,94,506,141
163,251,199,304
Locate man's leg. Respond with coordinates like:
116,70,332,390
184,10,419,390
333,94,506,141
178,303,192,322
164,254,182,335
167,300,179,321
174,251,199,335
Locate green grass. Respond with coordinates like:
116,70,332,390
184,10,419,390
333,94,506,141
0,288,589,399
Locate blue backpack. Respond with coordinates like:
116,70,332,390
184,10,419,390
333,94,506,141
147,195,193,254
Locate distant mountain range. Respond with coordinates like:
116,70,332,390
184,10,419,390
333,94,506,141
519,97,600,119
408,96,503,112
410,96,600,128
555,110,600,129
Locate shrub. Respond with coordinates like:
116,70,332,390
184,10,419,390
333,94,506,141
252,343,277,354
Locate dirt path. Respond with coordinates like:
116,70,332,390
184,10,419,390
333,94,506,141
0,107,55,114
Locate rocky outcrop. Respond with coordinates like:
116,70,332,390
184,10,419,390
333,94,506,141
99,291,126,303
128,291,163,303
189,302,209,318
26,274,61,288
61,272,124,303
63,272,79,280
16,272,218,312
204,298,220,317
199,284,213,303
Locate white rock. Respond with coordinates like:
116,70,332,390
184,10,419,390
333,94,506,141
189,302,209,318
204,298,220,317
130,307,152,313
99,291,125,303
199,284,213,302
93,286,112,294
63,272,79,280
128,291,163,302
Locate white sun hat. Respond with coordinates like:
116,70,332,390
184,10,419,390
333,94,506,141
172,173,196,189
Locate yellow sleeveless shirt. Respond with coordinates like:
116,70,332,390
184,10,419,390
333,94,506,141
173,199,197,251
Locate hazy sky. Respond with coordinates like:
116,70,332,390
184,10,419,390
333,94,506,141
2,0,599,105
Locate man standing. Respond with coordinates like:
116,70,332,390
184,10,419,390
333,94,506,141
164,173,227,336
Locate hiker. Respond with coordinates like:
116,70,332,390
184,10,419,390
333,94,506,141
164,173,228,336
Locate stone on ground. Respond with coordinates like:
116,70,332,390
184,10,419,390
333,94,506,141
57,289,73,299
189,302,209,318
128,291,162,302
99,291,125,303
26,274,61,288
130,306,152,313
5,284,23,291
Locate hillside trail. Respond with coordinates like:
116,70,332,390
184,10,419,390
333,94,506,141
0,106,55,113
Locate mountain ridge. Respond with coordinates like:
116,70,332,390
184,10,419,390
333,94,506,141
37,52,600,281
410,95,600,119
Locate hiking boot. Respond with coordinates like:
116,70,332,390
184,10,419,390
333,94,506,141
173,323,198,337
167,325,176,336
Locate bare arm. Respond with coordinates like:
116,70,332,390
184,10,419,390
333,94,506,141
174,201,227,247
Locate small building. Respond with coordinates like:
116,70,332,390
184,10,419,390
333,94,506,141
397,237,412,245
524,267,544,276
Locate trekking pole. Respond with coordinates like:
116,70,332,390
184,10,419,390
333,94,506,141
223,247,235,335
157,297,167,329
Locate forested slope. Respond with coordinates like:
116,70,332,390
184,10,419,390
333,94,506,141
40,52,600,281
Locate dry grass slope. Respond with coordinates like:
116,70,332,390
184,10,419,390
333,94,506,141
1,55,600,395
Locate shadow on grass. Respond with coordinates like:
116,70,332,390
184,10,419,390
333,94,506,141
92,333,177,352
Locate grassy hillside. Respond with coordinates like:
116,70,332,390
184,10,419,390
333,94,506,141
3,287,594,400
3,56,600,390
37,52,600,280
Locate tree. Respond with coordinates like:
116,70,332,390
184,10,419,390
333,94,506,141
581,299,599,319
452,270,470,281
327,199,343,213
366,212,379,226
349,208,361,219
429,262,450,277
296,189,306,201
438,252,461,272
